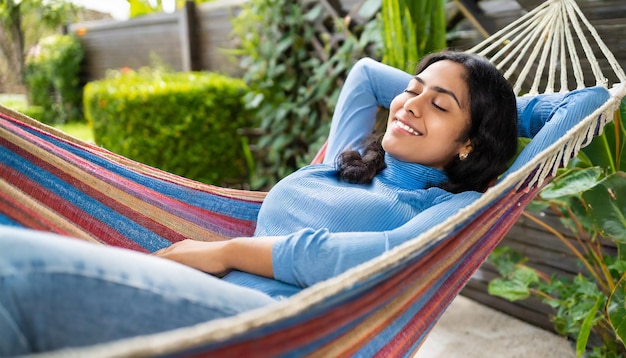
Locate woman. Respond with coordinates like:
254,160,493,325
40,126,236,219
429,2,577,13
0,51,518,354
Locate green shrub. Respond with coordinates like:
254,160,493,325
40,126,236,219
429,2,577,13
25,34,84,125
20,105,45,121
231,0,381,189
83,69,254,186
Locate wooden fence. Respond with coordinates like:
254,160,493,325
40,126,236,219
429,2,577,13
68,0,365,82
67,0,245,81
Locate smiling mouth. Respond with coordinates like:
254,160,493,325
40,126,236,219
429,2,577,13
394,119,422,136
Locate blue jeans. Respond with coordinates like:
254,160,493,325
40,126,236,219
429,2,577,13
0,226,276,355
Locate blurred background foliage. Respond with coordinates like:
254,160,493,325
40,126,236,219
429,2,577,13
0,0,79,88
25,34,83,125
381,0,446,73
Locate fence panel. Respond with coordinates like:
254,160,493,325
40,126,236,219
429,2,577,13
70,12,182,81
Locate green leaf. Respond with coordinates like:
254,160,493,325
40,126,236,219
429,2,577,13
358,0,381,19
607,273,626,348
513,266,540,285
303,4,323,22
540,167,604,200
488,266,539,301
609,258,626,273
582,172,626,243
488,246,527,276
488,277,532,301
576,296,603,357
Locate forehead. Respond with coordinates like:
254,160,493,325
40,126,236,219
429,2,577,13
415,60,469,106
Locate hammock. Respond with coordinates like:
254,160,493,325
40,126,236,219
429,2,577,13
1,0,625,356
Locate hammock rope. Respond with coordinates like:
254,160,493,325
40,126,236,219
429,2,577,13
469,0,626,95
1,0,625,356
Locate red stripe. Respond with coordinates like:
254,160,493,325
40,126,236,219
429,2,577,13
194,217,477,356
377,187,542,356
0,132,193,245
1,118,256,240
0,162,146,251
0,191,64,232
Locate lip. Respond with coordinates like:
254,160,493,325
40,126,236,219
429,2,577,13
393,118,423,136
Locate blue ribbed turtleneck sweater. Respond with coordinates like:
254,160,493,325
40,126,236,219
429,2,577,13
255,154,448,237
221,58,481,298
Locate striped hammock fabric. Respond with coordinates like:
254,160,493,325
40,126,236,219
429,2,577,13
1,0,625,356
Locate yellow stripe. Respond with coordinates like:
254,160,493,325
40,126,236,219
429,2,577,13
308,203,507,358
0,123,226,241
0,178,100,243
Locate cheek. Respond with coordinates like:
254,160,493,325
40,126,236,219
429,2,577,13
388,96,404,115
432,120,466,142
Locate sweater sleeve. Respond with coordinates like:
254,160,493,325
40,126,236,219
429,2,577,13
272,190,480,287
504,86,610,178
515,86,609,138
323,58,412,164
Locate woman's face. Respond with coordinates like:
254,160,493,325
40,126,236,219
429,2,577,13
382,60,472,169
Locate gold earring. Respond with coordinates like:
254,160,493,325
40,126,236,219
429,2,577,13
459,152,468,160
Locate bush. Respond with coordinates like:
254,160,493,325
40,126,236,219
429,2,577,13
25,34,84,125
231,0,381,189
83,69,254,186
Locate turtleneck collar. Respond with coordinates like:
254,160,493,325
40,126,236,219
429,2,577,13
378,153,448,190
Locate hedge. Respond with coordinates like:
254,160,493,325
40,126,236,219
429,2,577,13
84,70,255,186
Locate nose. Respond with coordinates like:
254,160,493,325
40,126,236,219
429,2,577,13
404,94,423,117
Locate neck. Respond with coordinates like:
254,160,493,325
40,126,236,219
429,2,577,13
380,153,448,190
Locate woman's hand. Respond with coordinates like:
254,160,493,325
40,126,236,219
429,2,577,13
154,237,277,279
153,239,231,277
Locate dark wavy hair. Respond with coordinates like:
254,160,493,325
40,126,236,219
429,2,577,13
337,51,518,193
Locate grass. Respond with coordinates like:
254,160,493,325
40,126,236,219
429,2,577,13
0,93,95,143
0,94,28,108
54,122,95,143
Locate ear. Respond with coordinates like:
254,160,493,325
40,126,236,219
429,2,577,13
459,139,473,157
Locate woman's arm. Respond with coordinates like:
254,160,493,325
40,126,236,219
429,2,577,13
271,190,480,287
153,237,277,278
323,58,412,164
156,191,479,284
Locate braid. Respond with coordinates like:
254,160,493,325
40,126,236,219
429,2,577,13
337,135,386,184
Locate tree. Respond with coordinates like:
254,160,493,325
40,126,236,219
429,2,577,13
0,0,78,87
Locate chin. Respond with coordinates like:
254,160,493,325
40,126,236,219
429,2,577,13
381,137,406,158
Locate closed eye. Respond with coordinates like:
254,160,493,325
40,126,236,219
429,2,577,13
405,89,447,112
433,102,447,112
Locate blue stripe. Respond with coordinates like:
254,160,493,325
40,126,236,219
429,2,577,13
0,215,21,227
0,146,170,250
16,123,262,221
356,261,464,357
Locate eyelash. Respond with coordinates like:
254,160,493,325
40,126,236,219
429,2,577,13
403,90,447,112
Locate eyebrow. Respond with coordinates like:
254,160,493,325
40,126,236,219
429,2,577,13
414,76,462,109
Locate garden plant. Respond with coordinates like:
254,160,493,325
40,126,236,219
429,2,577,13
488,100,626,357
